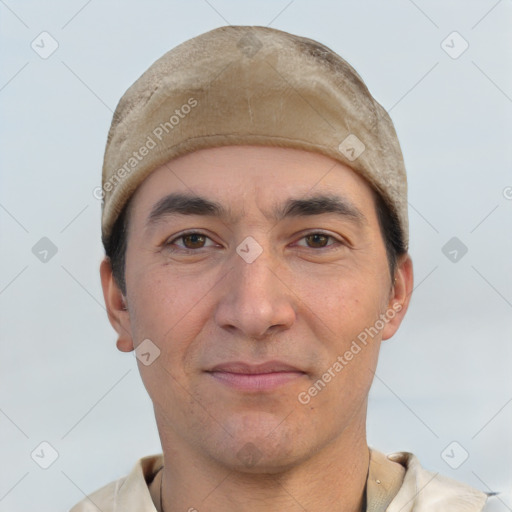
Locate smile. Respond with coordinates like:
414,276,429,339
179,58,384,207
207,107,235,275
206,361,307,392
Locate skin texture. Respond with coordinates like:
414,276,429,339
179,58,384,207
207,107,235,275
100,145,413,512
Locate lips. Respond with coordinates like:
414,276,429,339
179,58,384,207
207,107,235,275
208,361,305,374
206,361,307,392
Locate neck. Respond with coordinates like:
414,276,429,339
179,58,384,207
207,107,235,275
155,416,370,512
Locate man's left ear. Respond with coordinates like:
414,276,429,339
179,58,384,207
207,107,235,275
382,253,414,340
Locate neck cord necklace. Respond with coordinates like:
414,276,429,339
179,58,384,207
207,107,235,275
158,466,164,512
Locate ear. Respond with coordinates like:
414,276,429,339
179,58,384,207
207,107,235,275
99,257,134,352
381,253,414,340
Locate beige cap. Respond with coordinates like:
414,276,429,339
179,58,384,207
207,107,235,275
100,25,408,249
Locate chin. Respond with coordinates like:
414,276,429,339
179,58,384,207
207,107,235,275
218,441,305,475
206,412,312,473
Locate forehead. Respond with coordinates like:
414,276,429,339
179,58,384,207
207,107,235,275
124,146,378,236
127,145,377,224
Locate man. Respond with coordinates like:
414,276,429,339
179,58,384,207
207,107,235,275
71,25,490,511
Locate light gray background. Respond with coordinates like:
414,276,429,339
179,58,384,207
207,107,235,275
1,1,511,511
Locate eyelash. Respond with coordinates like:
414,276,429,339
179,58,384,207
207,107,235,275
163,230,345,253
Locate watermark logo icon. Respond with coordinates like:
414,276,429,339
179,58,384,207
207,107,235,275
237,442,263,468
441,31,469,59
338,134,365,162
442,237,468,263
31,31,59,59
236,236,263,264
31,441,59,469
135,339,161,366
237,32,262,58
32,237,58,263
441,441,469,469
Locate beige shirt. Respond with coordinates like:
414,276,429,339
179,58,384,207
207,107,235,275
69,448,489,511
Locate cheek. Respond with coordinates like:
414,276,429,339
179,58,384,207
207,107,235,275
287,262,386,395
126,261,221,362
288,264,386,339
126,265,214,406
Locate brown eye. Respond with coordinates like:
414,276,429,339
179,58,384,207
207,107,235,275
180,233,207,249
164,231,216,251
304,233,331,248
294,232,344,252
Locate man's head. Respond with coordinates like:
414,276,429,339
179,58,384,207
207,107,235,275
98,26,413,473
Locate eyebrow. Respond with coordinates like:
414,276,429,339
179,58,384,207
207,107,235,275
145,192,366,230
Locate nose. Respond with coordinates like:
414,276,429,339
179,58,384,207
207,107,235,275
214,241,297,340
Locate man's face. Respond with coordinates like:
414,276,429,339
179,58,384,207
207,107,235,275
108,145,409,472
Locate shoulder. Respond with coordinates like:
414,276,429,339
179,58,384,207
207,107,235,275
69,477,126,512
384,451,489,512
69,453,164,512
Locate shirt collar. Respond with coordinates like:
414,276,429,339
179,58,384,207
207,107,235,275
111,449,487,512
